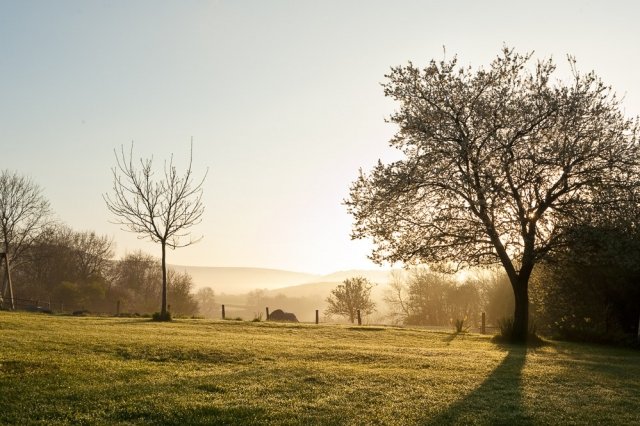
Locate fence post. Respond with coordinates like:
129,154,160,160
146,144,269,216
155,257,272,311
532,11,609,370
221,304,226,320
116,300,120,316
481,312,486,334
315,309,319,325
266,307,270,321
357,309,362,325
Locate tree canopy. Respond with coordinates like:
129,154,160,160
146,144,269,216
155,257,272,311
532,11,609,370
0,170,52,309
347,48,640,341
325,277,376,324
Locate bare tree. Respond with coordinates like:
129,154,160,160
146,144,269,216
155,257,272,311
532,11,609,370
195,287,216,318
104,143,206,319
383,271,411,325
0,170,52,308
347,48,640,342
325,277,376,323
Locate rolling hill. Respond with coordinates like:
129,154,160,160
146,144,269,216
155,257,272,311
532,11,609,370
168,265,399,295
168,265,321,294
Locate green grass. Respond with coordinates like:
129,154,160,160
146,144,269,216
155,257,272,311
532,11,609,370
1,312,639,425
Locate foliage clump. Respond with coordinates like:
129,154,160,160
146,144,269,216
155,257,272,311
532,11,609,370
494,317,543,345
152,311,172,322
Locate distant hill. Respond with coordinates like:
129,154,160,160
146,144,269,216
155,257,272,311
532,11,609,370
168,265,400,296
265,278,393,305
318,269,399,285
262,279,394,323
168,265,321,294
264,281,337,299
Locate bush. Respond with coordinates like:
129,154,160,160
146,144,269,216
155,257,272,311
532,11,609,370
252,313,263,322
495,317,543,345
152,311,172,322
552,322,637,346
223,317,243,321
453,318,469,333
114,312,142,318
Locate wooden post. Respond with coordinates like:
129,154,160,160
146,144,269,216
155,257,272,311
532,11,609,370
116,300,120,316
221,304,226,320
357,309,362,325
481,312,486,334
637,314,640,343
266,307,270,321
315,309,319,325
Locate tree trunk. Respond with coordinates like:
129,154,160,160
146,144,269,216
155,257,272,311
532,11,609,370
161,241,167,316
511,277,529,343
2,252,15,310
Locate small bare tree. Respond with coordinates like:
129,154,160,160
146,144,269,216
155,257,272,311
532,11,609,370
0,170,52,309
104,143,206,320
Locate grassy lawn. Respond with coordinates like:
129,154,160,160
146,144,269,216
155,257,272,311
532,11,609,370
1,312,639,425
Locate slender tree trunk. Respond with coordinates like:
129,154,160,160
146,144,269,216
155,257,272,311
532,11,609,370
511,277,529,343
161,241,167,316
2,251,15,310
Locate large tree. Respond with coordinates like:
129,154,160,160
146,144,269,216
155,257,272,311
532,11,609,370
104,144,206,319
347,48,640,342
0,170,52,309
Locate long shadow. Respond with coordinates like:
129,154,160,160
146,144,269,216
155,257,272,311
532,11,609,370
424,345,532,425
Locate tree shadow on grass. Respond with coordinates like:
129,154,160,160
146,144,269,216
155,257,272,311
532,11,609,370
441,331,473,345
424,346,532,425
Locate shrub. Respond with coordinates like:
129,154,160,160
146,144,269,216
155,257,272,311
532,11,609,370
453,318,469,333
223,316,243,321
152,311,172,322
252,313,263,322
495,317,543,345
498,317,515,338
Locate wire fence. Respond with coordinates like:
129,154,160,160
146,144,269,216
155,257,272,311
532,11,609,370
1,297,500,334
0,296,119,315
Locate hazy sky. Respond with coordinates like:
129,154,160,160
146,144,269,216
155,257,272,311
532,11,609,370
1,1,639,274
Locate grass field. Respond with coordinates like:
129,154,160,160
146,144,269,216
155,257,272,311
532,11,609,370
1,312,639,425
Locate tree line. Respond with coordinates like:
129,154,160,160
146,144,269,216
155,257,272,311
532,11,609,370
326,251,639,345
9,223,201,316
0,168,208,316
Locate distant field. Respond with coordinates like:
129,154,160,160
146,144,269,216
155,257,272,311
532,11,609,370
1,312,639,425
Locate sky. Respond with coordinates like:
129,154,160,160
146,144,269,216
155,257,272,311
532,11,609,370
1,0,639,274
